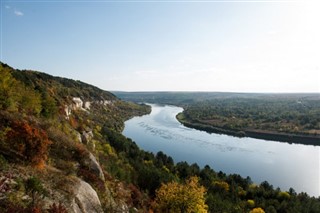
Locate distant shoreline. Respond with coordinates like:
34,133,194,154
176,113,320,146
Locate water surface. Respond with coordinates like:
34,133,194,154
123,104,320,197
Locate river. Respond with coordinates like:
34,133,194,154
123,104,319,197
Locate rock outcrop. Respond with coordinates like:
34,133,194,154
64,97,86,119
72,97,84,110
81,130,93,145
84,153,105,181
84,101,91,110
65,105,72,119
71,179,103,213
64,97,116,119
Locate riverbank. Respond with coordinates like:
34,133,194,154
176,112,320,146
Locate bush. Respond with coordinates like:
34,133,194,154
5,121,51,168
47,203,68,213
25,176,47,207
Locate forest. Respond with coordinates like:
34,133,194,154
1,62,320,213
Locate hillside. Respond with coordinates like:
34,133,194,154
0,62,152,212
1,63,320,213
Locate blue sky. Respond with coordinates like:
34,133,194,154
1,0,319,92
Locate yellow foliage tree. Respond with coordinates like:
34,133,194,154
154,176,208,213
213,180,230,192
247,199,255,207
250,207,265,213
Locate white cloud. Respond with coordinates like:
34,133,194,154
14,10,24,16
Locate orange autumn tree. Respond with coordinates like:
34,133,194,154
154,176,208,213
5,121,51,168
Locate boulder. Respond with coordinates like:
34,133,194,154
71,179,103,213
83,153,105,182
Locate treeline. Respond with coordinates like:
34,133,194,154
178,98,320,143
114,91,320,107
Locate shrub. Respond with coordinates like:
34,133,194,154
47,202,68,213
5,121,51,168
24,176,47,207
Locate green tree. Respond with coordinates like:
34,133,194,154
0,64,42,115
20,86,42,115
0,65,19,111
41,93,58,118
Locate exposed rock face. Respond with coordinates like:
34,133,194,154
72,97,84,110
64,97,86,119
81,130,95,150
83,153,105,181
65,105,72,119
64,97,115,119
103,100,112,105
71,179,103,213
97,100,114,106
81,130,93,145
84,101,91,110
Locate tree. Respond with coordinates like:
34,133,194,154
250,207,265,213
41,93,57,118
0,64,42,115
213,180,230,192
0,65,19,111
19,86,42,115
154,176,208,213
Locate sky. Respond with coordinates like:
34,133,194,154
1,0,319,93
